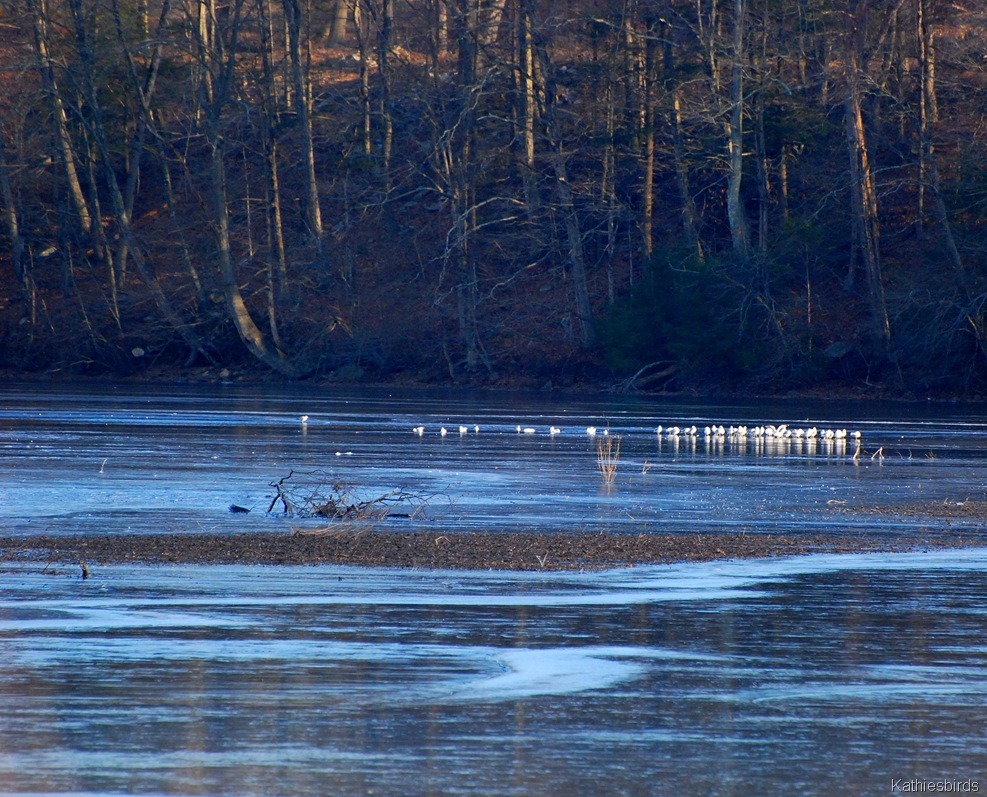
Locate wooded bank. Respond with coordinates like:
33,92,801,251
0,0,985,394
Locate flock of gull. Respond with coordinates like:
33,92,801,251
655,423,861,442
404,421,862,443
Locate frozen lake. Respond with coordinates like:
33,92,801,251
1,382,986,795
2,552,986,796
2,381,987,538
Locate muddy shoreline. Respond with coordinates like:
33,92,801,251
2,529,984,572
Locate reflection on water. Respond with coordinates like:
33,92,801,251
2,381,987,539
1,550,986,796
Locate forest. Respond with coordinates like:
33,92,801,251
0,0,985,395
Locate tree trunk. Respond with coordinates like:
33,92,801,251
284,0,325,260
208,133,300,375
111,0,172,285
844,5,891,348
28,0,93,238
376,0,394,185
160,151,206,307
916,0,939,232
673,88,703,260
257,0,289,300
920,0,938,123
753,12,770,257
78,125,121,325
517,0,537,215
726,0,750,257
554,155,595,347
194,0,303,374
477,0,508,50
0,108,28,298
451,0,485,372
325,0,349,44
641,14,657,262
68,0,213,362
435,0,448,54
533,35,594,346
356,0,373,156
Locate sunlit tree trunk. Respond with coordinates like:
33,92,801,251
726,0,750,257
375,0,395,186
209,132,299,373
698,0,722,94
697,0,749,256
324,0,349,44
257,0,289,305
111,0,172,285
844,3,891,348
195,0,302,374
623,9,642,140
640,12,658,262
516,0,537,215
753,5,770,256
920,0,938,124
284,0,325,261
28,0,92,239
916,0,939,235
355,0,373,156
435,0,448,53
193,0,215,115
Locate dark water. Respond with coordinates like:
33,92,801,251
1,383,987,796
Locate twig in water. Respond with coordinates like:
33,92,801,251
269,469,441,535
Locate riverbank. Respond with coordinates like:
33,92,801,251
2,529,983,572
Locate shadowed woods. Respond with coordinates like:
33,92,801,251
0,0,986,395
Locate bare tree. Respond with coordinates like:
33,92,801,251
725,0,750,256
284,0,325,261
66,0,213,363
842,0,900,350
530,9,595,346
192,0,304,375
324,0,350,44
27,0,92,239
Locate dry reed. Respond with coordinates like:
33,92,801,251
596,435,621,485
